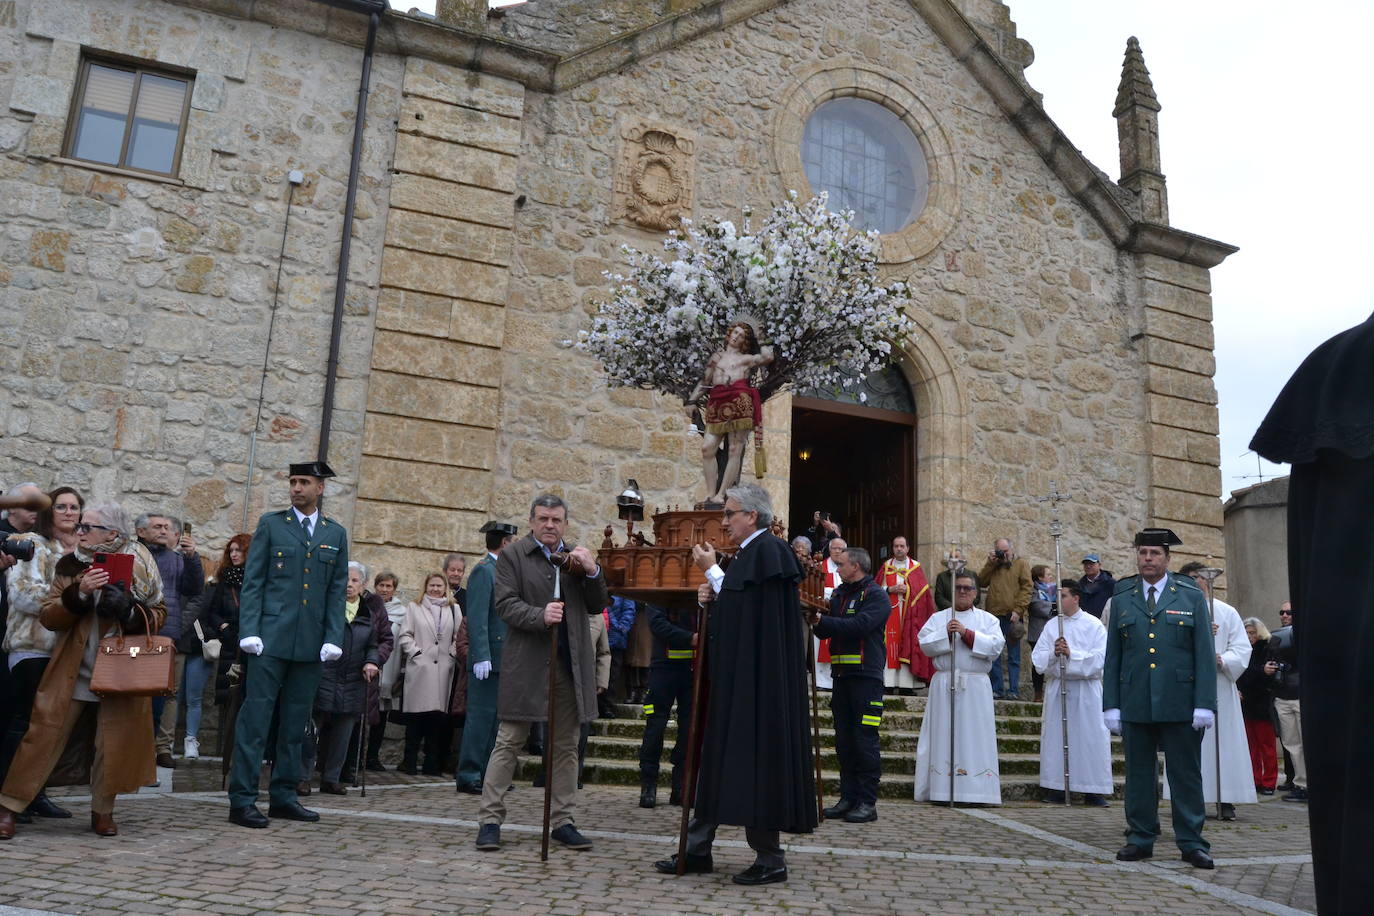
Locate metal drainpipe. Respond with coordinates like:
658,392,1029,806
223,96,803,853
317,5,380,464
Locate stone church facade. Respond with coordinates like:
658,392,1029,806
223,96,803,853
0,0,1234,589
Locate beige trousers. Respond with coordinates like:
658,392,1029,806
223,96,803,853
1274,697,1307,788
0,700,115,815
478,660,581,830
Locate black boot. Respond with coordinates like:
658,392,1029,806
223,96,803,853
668,769,683,806
639,778,657,809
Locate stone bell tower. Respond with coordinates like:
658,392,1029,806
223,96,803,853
1114,36,1169,224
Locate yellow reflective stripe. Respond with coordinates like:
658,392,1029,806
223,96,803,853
860,715,882,727
667,649,695,659
830,654,862,664
869,700,884,707
643,704,655,715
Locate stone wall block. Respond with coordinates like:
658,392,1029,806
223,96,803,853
1150,455,1221,499
511,440,593,486
1143,306,1214,349
1152,487,1224,528
369,329,500,387
393,132,517,193
1145,338,1216,377
450,298,505,349
1136,253,1212,294
584,413,644,451
1150,428,1221,466
385,209,512,266
1147,393,1219,435
362,412,495,470
8,75,67,116
375,287,452,339
402,57,525,119
389,174,514,229
358,455,489,511
1146,364,1217,405
399,95,522,156
352,499,485,552
1142,279,1213,322
380,247,509,305
367,370,499,428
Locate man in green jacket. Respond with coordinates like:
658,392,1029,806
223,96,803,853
228,462,349,828
456,520,517,793
1103,528,1217,869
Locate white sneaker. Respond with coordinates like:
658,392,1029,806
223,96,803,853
184,736,200,759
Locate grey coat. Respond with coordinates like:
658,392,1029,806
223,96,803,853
494,534,609,724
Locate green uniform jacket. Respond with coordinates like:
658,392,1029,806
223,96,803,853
239,509,349,662
465,553,505,672
1103,572,1216,722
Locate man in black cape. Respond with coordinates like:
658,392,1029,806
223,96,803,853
655,482,816,885
1251,310,1374,915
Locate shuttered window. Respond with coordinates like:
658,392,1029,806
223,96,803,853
66,57,192,176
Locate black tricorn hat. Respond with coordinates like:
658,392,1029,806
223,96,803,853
479,521,518,537
289,460,336,479
1133,527,1183,548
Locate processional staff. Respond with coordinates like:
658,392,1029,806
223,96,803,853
1195,560,1224,821
1037,482,1072,806
944,544,961,808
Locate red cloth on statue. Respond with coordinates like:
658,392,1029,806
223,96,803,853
703,378,762,434
889,559,936,682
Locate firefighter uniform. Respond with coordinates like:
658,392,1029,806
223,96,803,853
813,575,890,820
637,603,696,808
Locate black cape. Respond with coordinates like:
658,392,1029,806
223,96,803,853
693,532,817,833
1251,310,1374,916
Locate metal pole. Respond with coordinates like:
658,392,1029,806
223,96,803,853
1039,482,1072,806
1197,562,1224,820
944,546,960,808
541,560,561,862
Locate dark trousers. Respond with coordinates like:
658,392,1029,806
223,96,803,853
638,663,692,785
457,672,499,789
686,817,784,868
366,710,389,764
0,657,49,788
831,675,883,806
405,711,453,773
228,655,322,809
1121,720,1208,853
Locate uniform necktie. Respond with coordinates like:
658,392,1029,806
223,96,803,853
1146,585,1157,613
301,516,312,539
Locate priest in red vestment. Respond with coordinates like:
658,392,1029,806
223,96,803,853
879,536,935,688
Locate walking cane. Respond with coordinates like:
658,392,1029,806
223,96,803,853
676,590,712,876
541,559,562,863
1039,482,1072,806
1197,562,1224,819
807,624,825,822
358,708,369,798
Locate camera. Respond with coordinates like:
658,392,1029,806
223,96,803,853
994,549,1007,560
1,538,35,562
1273,661,1289,674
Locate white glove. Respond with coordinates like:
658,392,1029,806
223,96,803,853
239,637,264,656
473,660,492,681
1192,708,1215,731
1103,708,1122,735
320,643,342,662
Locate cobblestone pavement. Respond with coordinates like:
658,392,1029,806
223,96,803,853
0,761,1314,915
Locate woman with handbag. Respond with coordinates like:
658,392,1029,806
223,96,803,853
398,573,460,775
195,534,250,757
0,501,167,840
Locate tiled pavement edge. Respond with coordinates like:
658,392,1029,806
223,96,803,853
3,774,1314,915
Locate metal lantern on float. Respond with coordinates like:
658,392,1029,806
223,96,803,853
617,478,645,541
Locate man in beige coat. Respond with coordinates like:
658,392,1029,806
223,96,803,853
475,494,608,853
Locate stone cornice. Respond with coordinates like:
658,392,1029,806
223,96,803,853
172,0,1237,269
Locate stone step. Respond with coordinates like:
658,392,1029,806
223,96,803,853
587,730,1073,760
593,714,1084,739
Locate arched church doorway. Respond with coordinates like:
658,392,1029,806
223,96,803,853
788,365,916,561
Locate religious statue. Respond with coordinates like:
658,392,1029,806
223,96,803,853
682,320,774,506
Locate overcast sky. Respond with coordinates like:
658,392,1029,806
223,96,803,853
407,1,1374,497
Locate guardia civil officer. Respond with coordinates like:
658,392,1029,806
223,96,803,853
228,462,349,829
1103,528,1217,868
455,520,518,794
637,602,697,808
807,545,889,823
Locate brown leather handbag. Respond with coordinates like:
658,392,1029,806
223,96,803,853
90,602,176,698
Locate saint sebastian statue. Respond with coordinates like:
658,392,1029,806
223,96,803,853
683,321,774,505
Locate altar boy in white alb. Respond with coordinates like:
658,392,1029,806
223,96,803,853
914,570,1004,805
1031,581,1113,806
1163,562,1256,820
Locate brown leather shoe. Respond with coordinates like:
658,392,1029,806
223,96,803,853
297,780,312,796
90,812,118,837
0,807,17,840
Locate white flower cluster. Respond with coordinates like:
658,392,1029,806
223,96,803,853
579,193,913,404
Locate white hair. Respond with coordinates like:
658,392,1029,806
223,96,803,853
348,560,368,581
725,483,772,528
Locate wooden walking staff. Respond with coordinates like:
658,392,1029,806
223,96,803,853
944,544,961,808
1196,560,1224,820
806,610,825,822
1038,482,1072,806
676,589,713,876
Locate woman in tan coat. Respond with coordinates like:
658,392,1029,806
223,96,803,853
0,501,166,840
398,573,460,775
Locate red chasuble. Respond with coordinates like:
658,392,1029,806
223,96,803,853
881,558,936,682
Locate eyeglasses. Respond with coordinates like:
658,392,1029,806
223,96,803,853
722,509,747,519
75,523,116,534
953,585,977,593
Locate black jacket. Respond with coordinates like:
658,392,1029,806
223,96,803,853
1267,626,1300,700
314,600,381,715
814,575,889,680
647,603,696,667
1078,571,1116,618
1236,636,1275,721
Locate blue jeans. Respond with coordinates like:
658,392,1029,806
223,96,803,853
179,654,211,739
988,615,1021,697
